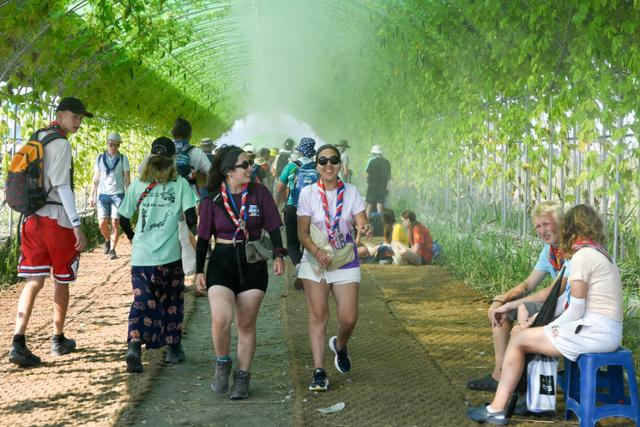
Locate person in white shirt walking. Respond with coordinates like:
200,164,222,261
90,132,131,259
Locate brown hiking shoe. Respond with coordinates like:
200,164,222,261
229,370,251,400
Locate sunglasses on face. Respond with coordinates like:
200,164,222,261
108,142,120,148
317,156,340,166
233,159,254,170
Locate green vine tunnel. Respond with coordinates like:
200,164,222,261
1,1,640,265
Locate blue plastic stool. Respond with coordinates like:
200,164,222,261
564,347,640,426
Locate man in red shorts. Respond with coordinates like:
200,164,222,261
9,97,91,367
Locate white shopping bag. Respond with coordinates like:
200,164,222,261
526,355,558,413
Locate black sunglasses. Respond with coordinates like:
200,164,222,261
233,159,254,170
317,156,340,166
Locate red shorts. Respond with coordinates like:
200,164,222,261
18,215,80,284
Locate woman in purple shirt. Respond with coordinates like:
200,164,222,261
195,146,286,400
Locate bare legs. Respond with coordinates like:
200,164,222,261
303,279,358,368
14,277,70,336
99,217,120,251
489,327,562,410
207,286,265,371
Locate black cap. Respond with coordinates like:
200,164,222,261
336,139,350,148
151,137,175,156
284,138,294,150
56,97,93,118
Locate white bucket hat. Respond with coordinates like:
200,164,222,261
107,132,122,143
371,144,383,154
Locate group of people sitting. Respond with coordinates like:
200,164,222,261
356,209,435,266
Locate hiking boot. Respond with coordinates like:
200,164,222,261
8,342,41,367
211,359,232,393
108,249,118,260
102,240,110,254
229,370,251,400
329,336,351,373
164,343,186,364
126,341,143,373
467,374,499,392
308,368,329,391
466,405,507,425
51,335,76,356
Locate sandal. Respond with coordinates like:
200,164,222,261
467,374,499,392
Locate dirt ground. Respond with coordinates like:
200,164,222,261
0,242,636,426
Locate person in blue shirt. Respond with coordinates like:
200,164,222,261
467,201,571,394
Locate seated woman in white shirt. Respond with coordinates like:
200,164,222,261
467,204,623,425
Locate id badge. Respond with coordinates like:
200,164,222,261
334,230,346,249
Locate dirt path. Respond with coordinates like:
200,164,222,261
0,242,634,426
0,240,160,426
117,267,293,427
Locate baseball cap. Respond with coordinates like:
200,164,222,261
151,137,176,156
56,97,93,118
107,132,122,143
243,143,255,154
371,145,383,154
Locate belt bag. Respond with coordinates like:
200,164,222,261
245,233,273,263
309,224,355,271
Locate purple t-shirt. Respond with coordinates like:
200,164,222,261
198,183,282,241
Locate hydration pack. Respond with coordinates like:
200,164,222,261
290,160,318,206
175,144,195,183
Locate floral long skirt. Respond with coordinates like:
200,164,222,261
127,260,184,349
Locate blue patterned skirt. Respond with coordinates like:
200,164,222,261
127,260,185,349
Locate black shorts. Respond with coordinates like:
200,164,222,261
366,187,387,205
206,244,269,294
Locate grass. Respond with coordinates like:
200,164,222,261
389,192,640,371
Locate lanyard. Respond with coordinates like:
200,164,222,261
221,182,249,241
317,178,345,248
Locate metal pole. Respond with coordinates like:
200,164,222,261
612,118,623,263
601,133,609,231
9,103,19,238
456,155,461,226
501,141,507,232
547,97,554,201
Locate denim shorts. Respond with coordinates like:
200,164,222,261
97,193,124,219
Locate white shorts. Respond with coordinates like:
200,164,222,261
544,312,622,361
298,261,360,285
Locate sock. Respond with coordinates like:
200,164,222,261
217,355,231,362
13,334,26,346
53,333,65,342
486,405,505,417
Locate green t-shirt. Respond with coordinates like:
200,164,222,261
118,177,197,266
279,162,298,205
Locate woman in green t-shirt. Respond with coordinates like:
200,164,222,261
118,137,198,373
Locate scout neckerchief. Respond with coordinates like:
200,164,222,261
102,151,121,175
548,244,564,272
221,182,249,242
317,178,345,249
572,238,612,262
